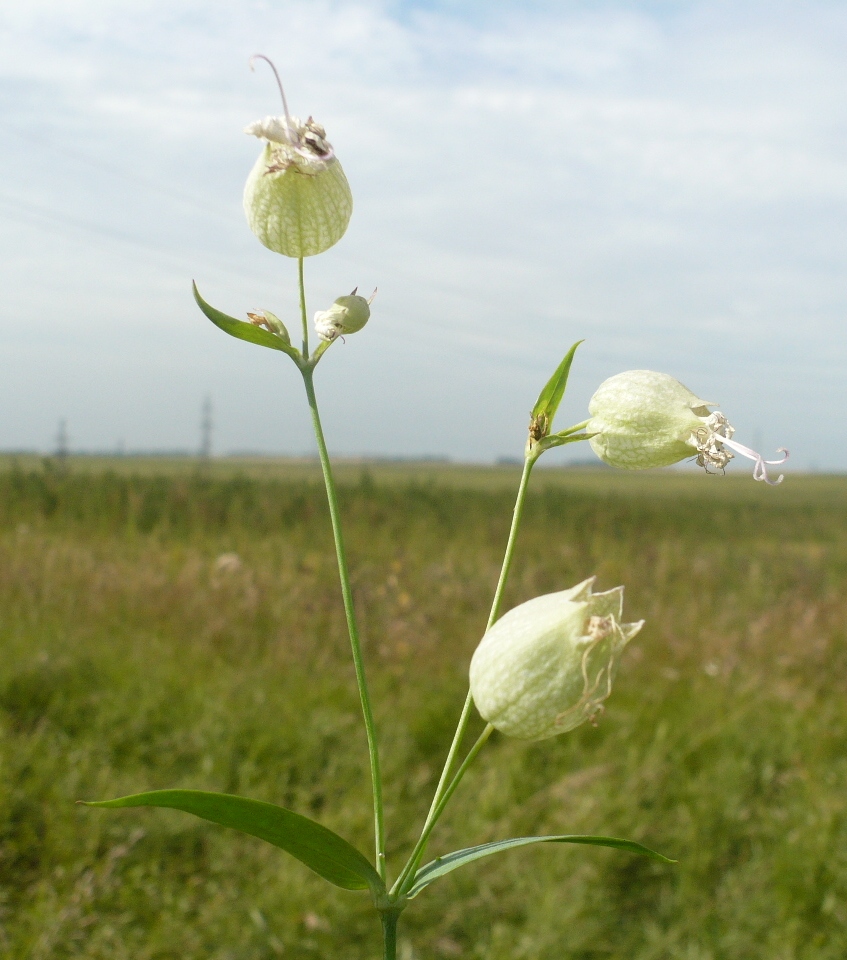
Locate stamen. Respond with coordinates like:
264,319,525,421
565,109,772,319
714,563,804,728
587,615,614,641
691,413,734,472
249,54,295,140
690,411,788,484
719,436,789,485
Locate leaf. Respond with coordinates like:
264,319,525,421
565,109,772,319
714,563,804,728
193,282,299,360
530,341,584,429
407,834,674,898
81,789,384,895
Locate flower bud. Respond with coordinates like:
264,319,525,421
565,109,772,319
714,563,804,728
243,58,352,258
246,309,290,343
314,288,374,342
469,578,643,741
587,370,788,483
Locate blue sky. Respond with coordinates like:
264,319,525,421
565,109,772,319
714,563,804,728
1,0,845,470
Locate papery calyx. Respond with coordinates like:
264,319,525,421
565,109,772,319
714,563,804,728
469,578,643,741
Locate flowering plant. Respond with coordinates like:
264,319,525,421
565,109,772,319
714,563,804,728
82,57,788,958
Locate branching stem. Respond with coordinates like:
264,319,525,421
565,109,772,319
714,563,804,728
298,263,385,881
392,455,538,895
393,724,494,895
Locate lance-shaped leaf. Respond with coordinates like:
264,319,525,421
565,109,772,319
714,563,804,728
531,341,584,432
193,282,299,360
81,789,384,895
406,834,674,898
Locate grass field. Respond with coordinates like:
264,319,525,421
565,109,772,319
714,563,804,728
1,457,846,959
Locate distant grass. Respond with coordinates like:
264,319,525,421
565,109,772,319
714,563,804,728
1,462,846,959
4,451,841,497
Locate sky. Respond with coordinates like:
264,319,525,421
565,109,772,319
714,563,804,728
1,0,845,470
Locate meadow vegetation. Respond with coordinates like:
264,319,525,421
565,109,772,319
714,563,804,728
1,458,846,959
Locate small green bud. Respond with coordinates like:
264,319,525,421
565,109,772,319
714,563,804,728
246,309,290,344
469,578,643,741
243,57,352,258
314,288,375,342
587,370,788,483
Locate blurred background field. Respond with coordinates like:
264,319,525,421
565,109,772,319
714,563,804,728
1,457,846,960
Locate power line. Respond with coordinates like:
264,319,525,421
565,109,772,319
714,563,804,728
3,123,236,224
0,190,269,288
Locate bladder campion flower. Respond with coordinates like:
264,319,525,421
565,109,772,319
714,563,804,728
243,55,353,258
469,578,643,741
587,370,788,484
314,288,376,342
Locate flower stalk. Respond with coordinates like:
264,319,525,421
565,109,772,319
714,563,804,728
392,451,540,896
298,257,309,357
299,262,386,881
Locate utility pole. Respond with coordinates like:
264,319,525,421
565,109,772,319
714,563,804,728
55,419,69,461
199,396,213,461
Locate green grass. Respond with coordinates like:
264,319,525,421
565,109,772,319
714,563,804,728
1,460,846,959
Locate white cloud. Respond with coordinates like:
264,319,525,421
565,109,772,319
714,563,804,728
0,0,844,468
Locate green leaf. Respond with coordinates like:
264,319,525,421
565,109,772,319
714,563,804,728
530,341,584,430
407,834,674,898
81,789,384,895
193,282,299,360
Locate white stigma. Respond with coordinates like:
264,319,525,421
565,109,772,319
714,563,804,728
245,54,335,174
244,53,335,176
719,436,789,485
691,412,788,485
249,54,295,141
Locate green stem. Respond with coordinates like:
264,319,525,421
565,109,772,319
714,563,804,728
486,453,537,631
391,451,538,895
298,268,385,881
420,693,473,837
558,418,590,436
393,725,494,895
302,368,386,877
381,910,400,960
298,258,309,359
